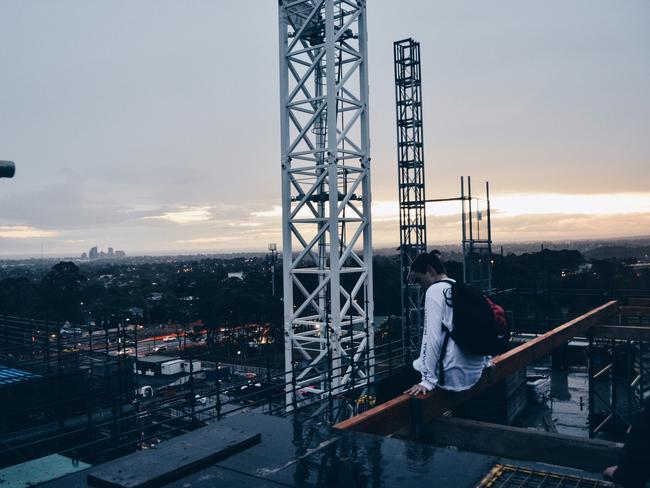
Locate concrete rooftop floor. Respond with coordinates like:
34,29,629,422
39,411,609,488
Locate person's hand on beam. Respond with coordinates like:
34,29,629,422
404,384,429,396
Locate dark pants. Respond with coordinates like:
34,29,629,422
614,398,650,487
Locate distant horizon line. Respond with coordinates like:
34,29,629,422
0,234,648,261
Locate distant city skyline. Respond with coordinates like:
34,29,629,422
0,1,648,256
83,245,125,260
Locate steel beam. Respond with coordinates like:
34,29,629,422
335,300,618,434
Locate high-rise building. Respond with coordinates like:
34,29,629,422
108,247,114,257
89,246,98,260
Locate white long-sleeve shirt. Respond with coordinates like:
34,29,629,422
413,279,490,392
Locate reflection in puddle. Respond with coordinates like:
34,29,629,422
515,366,589,437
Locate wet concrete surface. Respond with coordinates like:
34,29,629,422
156,413,496,487
516,366,591,437
41,410,609,488
39,363,624,488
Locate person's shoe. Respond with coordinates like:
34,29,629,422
602,465,617,482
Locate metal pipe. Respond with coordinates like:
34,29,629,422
593,413,613,434
593,363,612,380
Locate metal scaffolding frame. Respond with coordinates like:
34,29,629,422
0,315,137,467
461,176,493,291
393,38,427,358
588,311,650,438
426,176,493,291
278,0,374,410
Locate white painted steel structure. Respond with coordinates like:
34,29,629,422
278,0,374,409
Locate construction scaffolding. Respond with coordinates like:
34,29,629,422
0,316,136,467
0,306,414,468
588,301,650,439
426,176,494,291
393,38,427,359
461,176,493,291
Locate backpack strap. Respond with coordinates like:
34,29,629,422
436,279,455,285
438,324,451,387
433,280,454,386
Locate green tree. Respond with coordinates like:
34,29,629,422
38,262,86,323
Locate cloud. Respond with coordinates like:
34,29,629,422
249,201,403,222
0,180,154,231
145,206,213,224
0,225,59,239
251,206,282,218
489,212,650,242
174,236,239,245
491,193,650,217
245,194,650,249
2,190,649,256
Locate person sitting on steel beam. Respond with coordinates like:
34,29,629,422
603,397,650,488
404,250,491,396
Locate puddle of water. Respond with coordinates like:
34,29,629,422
515,366,590,437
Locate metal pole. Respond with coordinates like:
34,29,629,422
611,338,617,428
45,320,51,374
278,0,294,411
467,176,474,285
461,177,467,283
486,181,493,291
325,0,343,396
588,334,595,438
88,319,94,434
359,3,375,384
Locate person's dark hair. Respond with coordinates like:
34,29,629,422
411,250,446,274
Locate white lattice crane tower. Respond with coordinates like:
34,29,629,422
278,0,374,409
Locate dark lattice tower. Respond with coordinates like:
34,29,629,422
394,39,427,356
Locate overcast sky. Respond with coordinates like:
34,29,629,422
0,1,648,257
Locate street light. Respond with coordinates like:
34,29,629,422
0,161,15,179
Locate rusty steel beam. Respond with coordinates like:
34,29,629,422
333,391,413,436
335,300,618,435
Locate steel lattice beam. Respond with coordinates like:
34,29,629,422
393,38,427,356
278,0,374,410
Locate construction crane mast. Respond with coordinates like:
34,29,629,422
278,0,374,410
393,39,427,356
